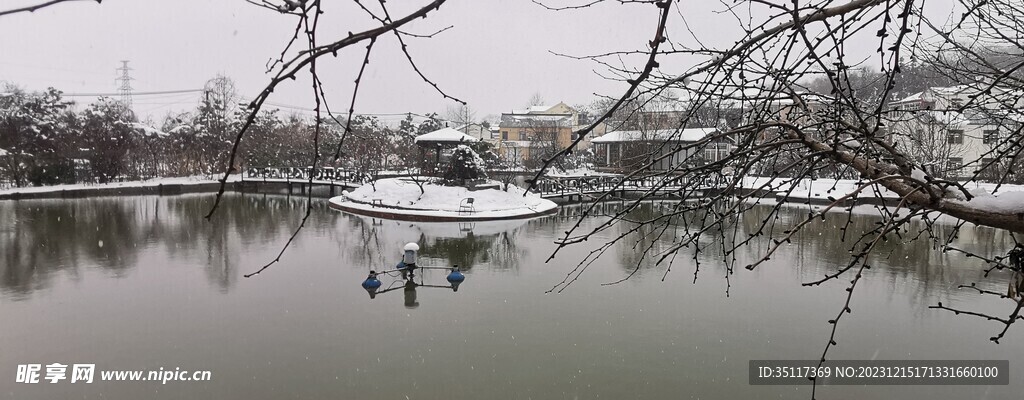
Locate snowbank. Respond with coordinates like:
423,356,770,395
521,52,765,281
782,179,900,201
330,178,558,221
741,176,1024,199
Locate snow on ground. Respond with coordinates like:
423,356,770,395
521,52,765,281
0,174,241,195
782,179,900,200
332,177,557,219
740,176,1024,201
957,181,1024,195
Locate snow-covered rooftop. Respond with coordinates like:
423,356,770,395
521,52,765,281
414,127,480,144
592,128,717,143
894,91,925,104
511,105,556,114
499,113,572,128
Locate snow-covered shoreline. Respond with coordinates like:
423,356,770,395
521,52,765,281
741,176,1024,202
0,174,241,199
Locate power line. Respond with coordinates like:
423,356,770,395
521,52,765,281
52,86,444,122
63,88,205,97
244,98,440,119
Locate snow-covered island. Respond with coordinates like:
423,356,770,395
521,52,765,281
329,177,558,221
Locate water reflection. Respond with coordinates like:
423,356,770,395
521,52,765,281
561,200,1020,302
2,195,1018,306
333,213,530,274
0,194,337,298
3,194,1023,400
363,271,463,308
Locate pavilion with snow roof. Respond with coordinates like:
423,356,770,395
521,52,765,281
413,127,480,174
591,127,731,173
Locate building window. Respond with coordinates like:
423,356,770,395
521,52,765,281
702,143,730,163
947,129,963,145
983,129,998,145
946,157,962,178
501,131,508,140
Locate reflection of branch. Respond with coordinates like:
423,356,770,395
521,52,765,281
0,0,97,17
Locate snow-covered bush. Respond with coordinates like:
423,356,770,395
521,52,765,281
443,145,487,186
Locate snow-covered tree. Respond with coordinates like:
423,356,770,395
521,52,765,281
193,89,239,175
0,85,73,186
443,144,487,186
77,97,136,183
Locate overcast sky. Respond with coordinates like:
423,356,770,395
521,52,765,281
0,0,960,123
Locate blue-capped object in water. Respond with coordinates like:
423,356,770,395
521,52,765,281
446,266,465,283
361,272,382,289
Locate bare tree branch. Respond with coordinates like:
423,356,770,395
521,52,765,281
0,0,99,18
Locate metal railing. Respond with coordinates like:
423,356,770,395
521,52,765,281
242,167,373,184
242,167,703,197
528,174,691,197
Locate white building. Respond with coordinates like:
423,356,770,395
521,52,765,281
888,85,1023,180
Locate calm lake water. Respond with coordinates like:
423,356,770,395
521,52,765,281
1,194,1021,399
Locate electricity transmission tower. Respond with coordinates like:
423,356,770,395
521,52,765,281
115,60,134,110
